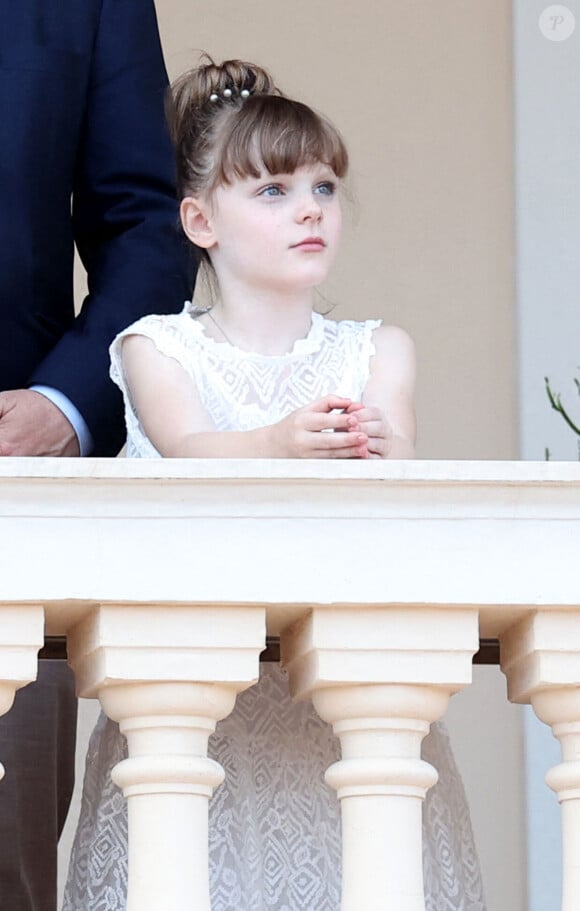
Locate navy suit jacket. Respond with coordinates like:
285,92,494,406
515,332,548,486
0,0,194,455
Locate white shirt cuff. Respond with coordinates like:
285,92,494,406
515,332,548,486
29,385,94,456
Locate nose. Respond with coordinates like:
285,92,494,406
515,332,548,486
296,192,322,223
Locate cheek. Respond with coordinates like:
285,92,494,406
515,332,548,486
244,213,281,244
255,220,286,259
327,209,343,250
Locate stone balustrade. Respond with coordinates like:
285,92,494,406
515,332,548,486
0,458,579,911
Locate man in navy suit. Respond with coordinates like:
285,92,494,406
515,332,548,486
0,3,194,908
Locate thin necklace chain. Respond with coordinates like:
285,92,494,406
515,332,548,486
206,308,236,347
205,306,315,354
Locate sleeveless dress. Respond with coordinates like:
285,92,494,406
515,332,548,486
62,304,487,911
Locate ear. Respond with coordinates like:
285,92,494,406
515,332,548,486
180,196,217,249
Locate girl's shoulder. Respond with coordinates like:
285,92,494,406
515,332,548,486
322,315,413,351
367,324,416,386
369,323,415,359
319,314,382,333
317,314,381,349
116,302,200,339
110,303,208,357
109,304,210,393
319,316,415,379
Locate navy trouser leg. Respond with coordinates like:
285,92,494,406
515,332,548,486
0,661,77,911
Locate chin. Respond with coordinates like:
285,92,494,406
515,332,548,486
289,264,331,288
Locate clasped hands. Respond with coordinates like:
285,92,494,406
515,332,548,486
272,395,392,459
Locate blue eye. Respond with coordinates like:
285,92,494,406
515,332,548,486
314,181,336,196
258,184,283,197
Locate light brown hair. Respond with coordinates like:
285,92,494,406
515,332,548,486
166,57,349,200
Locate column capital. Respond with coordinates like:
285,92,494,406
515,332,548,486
283,605,478,700
68,602,266,697
501,610,580,703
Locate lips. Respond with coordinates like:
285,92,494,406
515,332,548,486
292,237,326,251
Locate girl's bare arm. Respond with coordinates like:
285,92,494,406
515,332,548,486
356,325,416,459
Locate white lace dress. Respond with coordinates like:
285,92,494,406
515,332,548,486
62,304,486,911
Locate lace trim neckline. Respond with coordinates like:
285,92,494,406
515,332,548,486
181,302,326,360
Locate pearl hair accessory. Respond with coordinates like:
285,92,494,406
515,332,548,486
208,87,252,104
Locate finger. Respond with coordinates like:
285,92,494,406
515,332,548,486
345,402,365,414
299,429,367,459
366,437,386,456
356,419,385,439
318,442,370,459
304,412,360,433
312,431,368,454
349,407,384,424
309,395,352,413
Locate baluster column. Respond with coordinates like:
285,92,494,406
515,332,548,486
67,602,265,911
0,604,44,780
501,609,580,911
282,605,479,911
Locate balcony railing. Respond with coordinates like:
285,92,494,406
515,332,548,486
1,458,579,911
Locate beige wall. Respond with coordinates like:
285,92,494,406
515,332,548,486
63,3,525,908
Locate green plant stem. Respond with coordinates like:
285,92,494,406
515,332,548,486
545,377,580,437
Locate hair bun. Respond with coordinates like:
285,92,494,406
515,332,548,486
171,56,278,117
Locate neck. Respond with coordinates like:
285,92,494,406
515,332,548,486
207,276,316,355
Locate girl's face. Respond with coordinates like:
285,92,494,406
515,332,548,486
201,163,342,295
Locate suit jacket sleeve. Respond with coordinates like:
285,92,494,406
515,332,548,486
29,0,195,456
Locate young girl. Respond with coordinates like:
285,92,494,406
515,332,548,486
63,59,486,911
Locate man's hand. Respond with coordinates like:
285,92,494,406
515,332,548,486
0,390,80,457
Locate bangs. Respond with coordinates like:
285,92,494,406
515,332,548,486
212,95,348,187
